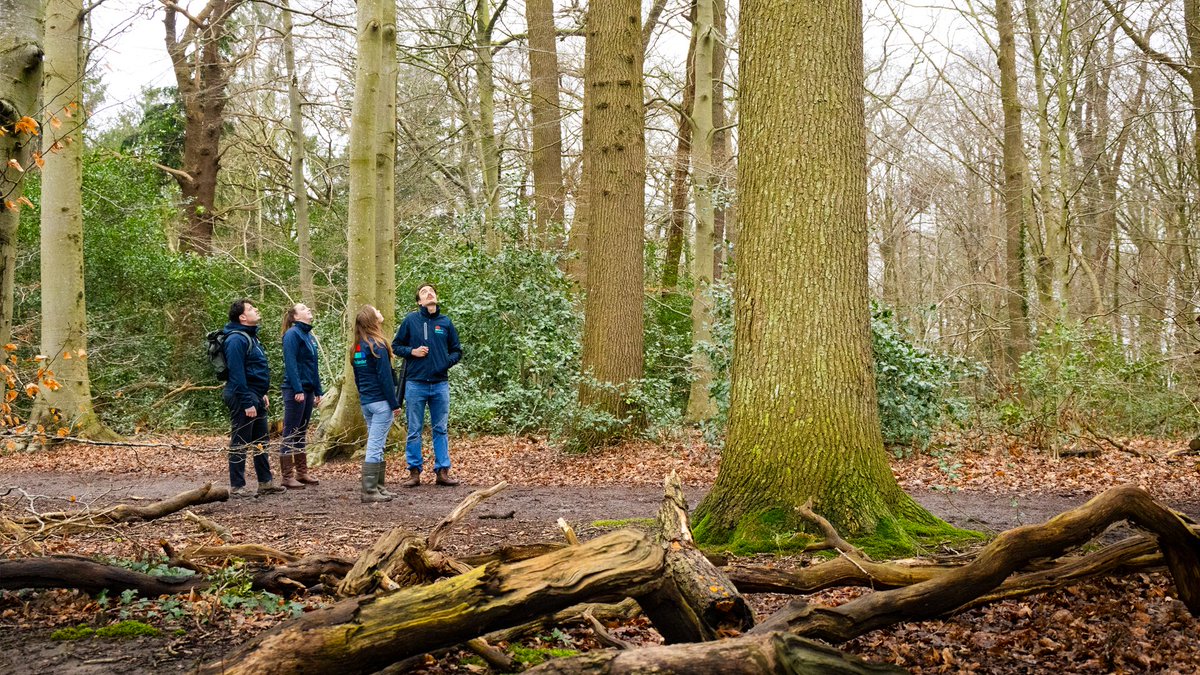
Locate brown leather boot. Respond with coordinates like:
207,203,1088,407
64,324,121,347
403,468,421,488
279,454,304,489
435,468,459,486
294,452,319,485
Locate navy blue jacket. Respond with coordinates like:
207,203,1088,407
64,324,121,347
352,339,400,409
391,306,462,383
282,322,323,395
223,323,270,410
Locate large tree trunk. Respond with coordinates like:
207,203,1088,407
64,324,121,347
684,0,717,422
281,0,314,306
692,0,943,544
311,0,383,461
0,0,42,348
525,0,566,247
163,0,242,255
997,0,1029,373
576,0,645,438
30,0,116,441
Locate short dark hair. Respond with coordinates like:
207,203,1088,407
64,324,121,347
229,298,253,324
414,283,436,302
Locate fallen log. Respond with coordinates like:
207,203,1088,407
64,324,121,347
522,631,903,674
197,529,666,675
0,555,205,596
3,483,228,537
638,471,753,643
751,485,1200,642
251,555,355,596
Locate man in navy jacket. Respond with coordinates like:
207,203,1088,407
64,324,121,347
392,284,463,487
223,299,284,498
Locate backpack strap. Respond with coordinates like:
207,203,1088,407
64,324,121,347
226,330,254,356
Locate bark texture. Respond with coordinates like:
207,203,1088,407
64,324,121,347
31,0,115,440
525,0,566,245
996,0,1029,371
281,0,314,305
692,0,939,542
576,0,645,435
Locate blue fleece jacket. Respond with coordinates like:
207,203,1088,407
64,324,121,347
222,323,270,410
282,322,323,395
352,339,400,409
391,306,462,383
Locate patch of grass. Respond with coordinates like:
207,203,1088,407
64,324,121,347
50,620,160,641
852,516,987,560
509,645,579,666
590,517,655,529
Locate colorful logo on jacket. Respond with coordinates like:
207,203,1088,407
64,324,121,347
352,343,367,366
434,326,445,335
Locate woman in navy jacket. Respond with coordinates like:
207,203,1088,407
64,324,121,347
279,303,323,488
351,305,400,503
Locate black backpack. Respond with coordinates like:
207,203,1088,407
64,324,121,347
206,329,251,382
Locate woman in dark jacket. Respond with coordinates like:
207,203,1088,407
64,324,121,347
351,305,400,503
279,303,323,488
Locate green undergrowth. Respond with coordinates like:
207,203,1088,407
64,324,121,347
509,646,579,666
693,507,987,559
51,620,160,641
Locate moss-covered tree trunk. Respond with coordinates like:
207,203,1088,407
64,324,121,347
575,0,645,434
30,0,117,441
692,0,941,548
474,0,501,252
997,0,1028,373
310,0,381,461
525,0,566,248
0,0,42,349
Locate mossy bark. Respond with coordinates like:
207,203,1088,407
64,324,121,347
691,0,943,552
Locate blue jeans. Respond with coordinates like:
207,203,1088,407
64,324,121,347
360,399,394,464
405,380,450,471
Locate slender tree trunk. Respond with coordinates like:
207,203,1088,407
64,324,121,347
685,0,717,422
711,0,731,281
311,0,382,461
375,2,397,322
475,0,501,251
576,0,645,438
997,0,1029,372
1025,0,1056,324
281,0,314,306
661,1,697,295
1051,0,1073,320
0,0,42,348
525,0,566,247
693,0,942,542
31,0,116,441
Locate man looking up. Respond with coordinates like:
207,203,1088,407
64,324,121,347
223,299,285,498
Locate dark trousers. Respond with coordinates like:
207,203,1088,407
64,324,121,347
281,389,314,456
227,397,272,488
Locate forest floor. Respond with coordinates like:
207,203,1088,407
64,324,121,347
1,431,1199,673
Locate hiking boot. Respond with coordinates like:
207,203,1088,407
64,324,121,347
435,468,460,487
361,462,393,503
257,479,286,496
378,459,394,497
295,452,319,485
403,468,421,488
279,454,305,489
230,486,255,499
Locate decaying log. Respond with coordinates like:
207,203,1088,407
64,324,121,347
337,482,507,596
183,544,299,563
184,510,234,542
751,485,1200,642
198,529,666,674
638,471,753,643
465,638,519,672
460,542,567,567
522,631,903,674
251,555,355,596
0,555,206,596
481,598,643,646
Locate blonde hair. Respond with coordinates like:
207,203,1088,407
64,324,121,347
353,305,393,358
